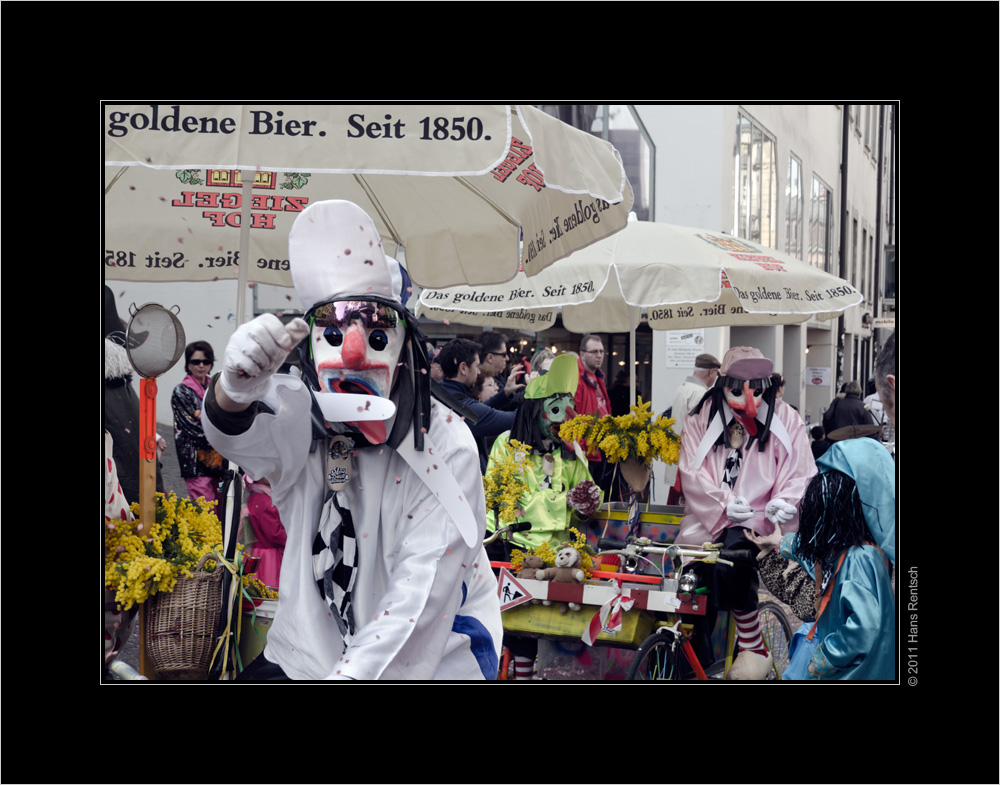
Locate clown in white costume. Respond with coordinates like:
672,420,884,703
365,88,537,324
203,201,502,680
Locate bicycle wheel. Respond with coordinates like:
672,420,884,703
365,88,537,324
626,631,684,681
757,601,793,680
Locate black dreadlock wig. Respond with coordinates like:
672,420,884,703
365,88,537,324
795,470,869,572
296,294,433,453
690,374,778,452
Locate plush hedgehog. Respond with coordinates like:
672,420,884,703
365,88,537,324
537,546,585,613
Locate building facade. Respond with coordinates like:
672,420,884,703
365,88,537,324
536,104,897,496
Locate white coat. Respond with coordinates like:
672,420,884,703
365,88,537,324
204,375,503,680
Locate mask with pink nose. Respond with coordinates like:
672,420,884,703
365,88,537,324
290,200,431,449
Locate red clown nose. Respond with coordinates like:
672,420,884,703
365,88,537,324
341,324,368,368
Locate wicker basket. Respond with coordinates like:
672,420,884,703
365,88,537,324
145,553,224,680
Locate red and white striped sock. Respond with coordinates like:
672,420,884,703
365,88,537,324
513,656,534,680
732,609,767,656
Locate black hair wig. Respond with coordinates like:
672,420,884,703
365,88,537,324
795,470,870,572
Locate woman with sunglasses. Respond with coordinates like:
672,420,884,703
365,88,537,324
172,341,226,516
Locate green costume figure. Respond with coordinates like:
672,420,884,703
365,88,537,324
484,354,602,680
485,354,602,554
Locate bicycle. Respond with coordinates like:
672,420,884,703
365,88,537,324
594,536,792,681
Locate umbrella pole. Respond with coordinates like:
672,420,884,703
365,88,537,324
138,378,158,679
236,170,254,327
629,327,636,405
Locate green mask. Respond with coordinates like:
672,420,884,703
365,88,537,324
539,394,575,442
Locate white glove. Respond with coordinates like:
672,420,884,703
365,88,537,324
219,314,309,404
726,495,755,523
765,498,797,526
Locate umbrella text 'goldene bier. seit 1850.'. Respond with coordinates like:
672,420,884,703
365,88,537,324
104,104,634,302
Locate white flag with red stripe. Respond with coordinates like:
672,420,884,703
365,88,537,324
582,587,635,646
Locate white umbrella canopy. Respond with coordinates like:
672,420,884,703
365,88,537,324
104,104,633,298
417,218,863,331
416,218,863,400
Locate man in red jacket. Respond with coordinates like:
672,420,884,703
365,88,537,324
574,334,613,495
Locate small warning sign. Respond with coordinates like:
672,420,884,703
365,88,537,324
497,567,534,611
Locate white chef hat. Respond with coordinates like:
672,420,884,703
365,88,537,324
289,200,400,311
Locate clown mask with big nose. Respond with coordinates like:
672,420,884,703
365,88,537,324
725,380,765,437
312,298,404,444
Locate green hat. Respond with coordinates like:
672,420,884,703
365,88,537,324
525,354,579,399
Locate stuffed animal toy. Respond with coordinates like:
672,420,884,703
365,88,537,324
537,546,585,613
517,554,546,580
517,554,547,604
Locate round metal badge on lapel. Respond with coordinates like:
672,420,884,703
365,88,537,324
326,434,355,491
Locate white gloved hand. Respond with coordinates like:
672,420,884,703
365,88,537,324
765,498,797,526
219,314,309,404
726,495,755,523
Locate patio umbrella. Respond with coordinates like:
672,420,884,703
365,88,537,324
416,217,863,400
104,103,633,322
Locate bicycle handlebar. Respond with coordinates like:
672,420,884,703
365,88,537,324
484,520,531,545
597,537,755,568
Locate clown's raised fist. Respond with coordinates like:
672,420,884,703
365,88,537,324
219,313,309,406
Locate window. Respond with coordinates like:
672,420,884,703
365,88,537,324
861,226,868,301
869,233,875,305
808,175,833,273
883,244,896,300
538,104,654,221
852,218,859,287
733,112,778,247
785,154,803,259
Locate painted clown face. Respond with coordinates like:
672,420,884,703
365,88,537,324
539,393,576,442
311,299,405,442
724,379,766,436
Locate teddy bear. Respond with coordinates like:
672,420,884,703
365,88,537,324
516,554,547,604
536,546,585,613
517,554,546,580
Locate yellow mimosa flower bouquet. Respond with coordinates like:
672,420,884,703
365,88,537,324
104,492,223,611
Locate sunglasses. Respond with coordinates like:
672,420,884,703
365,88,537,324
310,299,399,330
189,359,213,366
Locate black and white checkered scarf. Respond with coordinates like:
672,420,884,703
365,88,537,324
313,491,358,638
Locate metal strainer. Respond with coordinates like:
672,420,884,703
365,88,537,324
126,303,186,378
125,303,186,562
123,302,187,680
